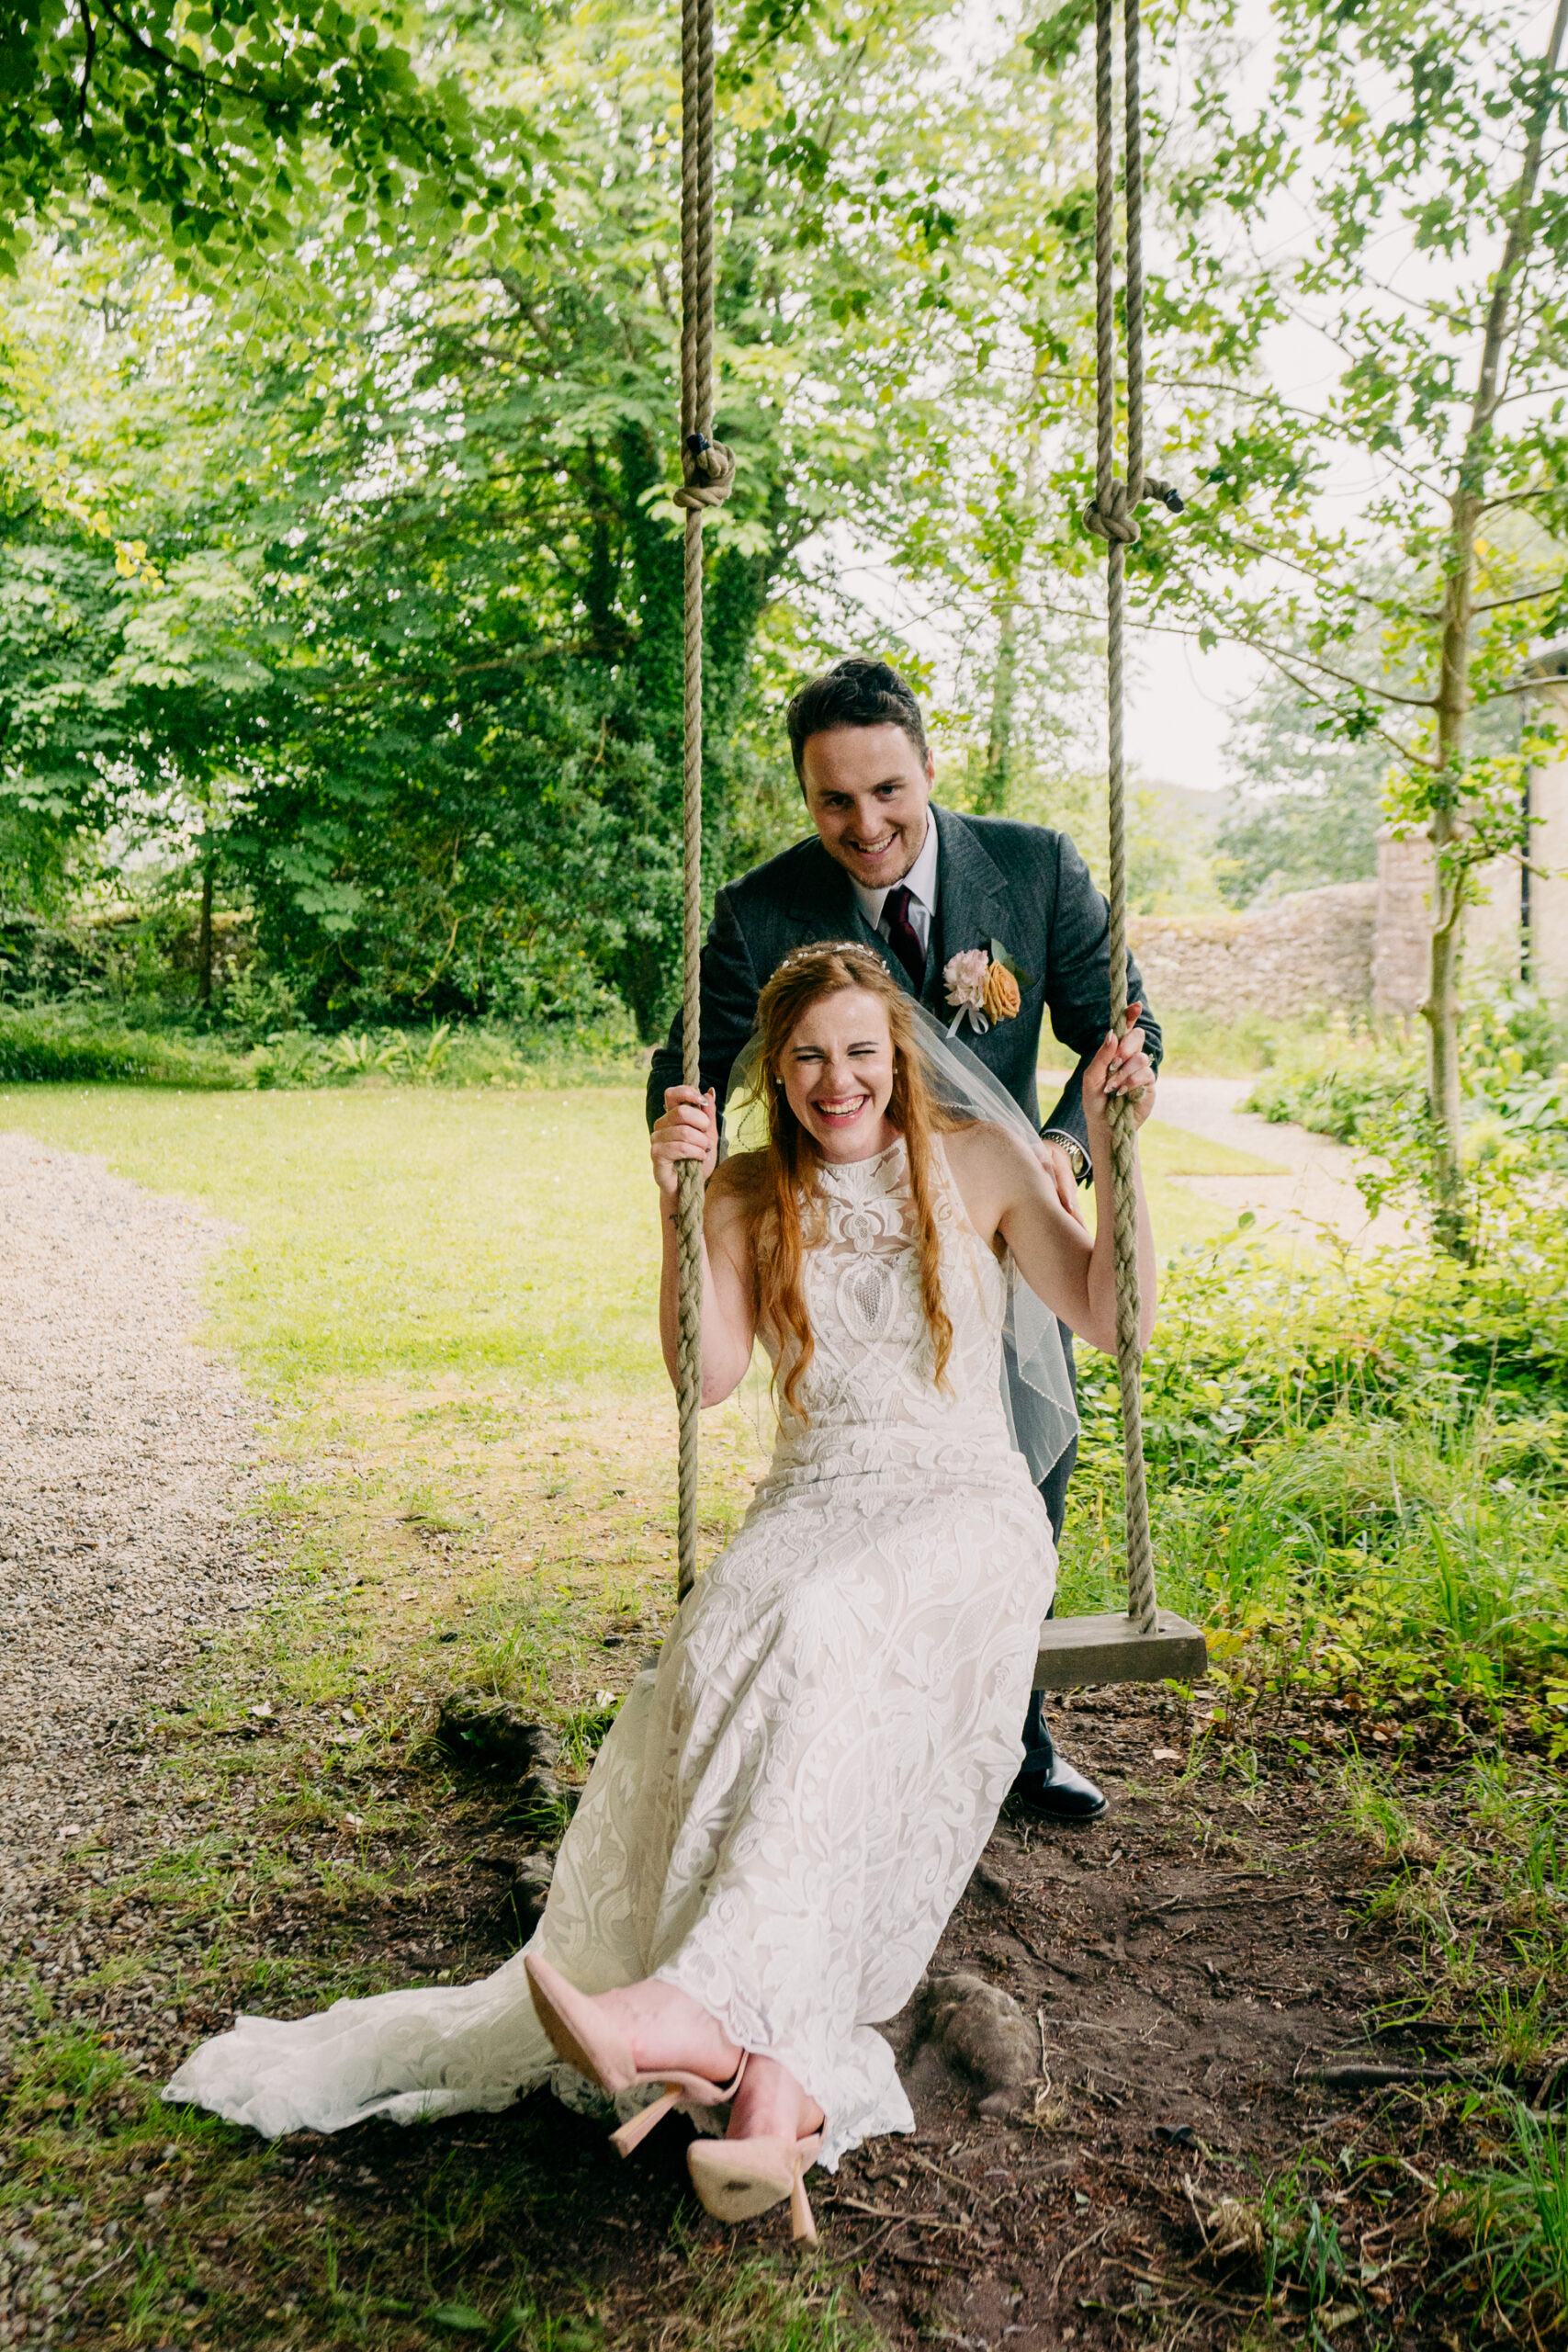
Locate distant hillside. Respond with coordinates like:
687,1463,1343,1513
1135,778,1228,832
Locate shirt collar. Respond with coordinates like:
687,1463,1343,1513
851,809,940,929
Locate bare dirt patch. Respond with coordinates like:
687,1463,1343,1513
8,1665,1517,2351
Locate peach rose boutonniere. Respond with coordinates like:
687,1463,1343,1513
943,941,1032,1039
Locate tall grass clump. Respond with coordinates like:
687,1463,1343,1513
1061,1222,1568,1722
0,1006,249,1086
1443,2098,1568,2338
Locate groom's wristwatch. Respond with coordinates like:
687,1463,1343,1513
1043,1128,1089,1186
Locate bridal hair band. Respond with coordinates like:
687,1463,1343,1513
774,940,886,974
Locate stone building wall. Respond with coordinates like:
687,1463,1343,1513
1135,667,1568,1024
1129,881,1378,1021
1369,669,1568,1018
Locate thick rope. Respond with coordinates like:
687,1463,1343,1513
674,0,734,1600
1089,0,1158,1634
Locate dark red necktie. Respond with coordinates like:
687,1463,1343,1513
882,884,926,991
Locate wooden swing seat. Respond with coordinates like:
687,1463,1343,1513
1032,1610,1208,1691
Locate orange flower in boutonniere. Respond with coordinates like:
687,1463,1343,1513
983,961,1021,1023
944,941,1032,1039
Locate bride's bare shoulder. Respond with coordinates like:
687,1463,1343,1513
938,1118,1035,1178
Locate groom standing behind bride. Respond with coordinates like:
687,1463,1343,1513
649,655,1163,1825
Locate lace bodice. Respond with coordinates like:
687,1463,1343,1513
760,1136,1014,1482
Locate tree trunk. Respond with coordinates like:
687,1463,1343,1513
1425,485,1477,1258
976,598,1018,814
197,853,215,1008
976,441,1038,817
1421,0,1567,1256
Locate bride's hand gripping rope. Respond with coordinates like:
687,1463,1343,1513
651,1083,719,1206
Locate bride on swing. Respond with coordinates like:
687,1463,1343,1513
167,941,1156,2245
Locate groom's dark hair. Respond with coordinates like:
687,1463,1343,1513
786,656,929,782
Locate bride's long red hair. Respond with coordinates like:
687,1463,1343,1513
730,943,962,1419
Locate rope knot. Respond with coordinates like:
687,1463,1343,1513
674,431,737,512
1082,480,1140,545
1082,474,1184,547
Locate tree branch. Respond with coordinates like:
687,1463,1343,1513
1131,617,1437,769
1162,596,1438,708
1471,577,1567,617
1478,485,1557,514
1224,534,1390,610
76,0,96,129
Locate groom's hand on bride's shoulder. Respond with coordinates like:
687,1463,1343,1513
651,1084,719,1197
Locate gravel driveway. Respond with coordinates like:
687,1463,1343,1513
0,1132,265,2064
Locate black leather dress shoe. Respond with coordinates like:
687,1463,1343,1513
1010,1749,1109,1823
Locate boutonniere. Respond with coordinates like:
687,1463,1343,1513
943,940,1033,1038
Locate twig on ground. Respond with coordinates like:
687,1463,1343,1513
825,2195,971,2235
1179,2171,1210,2247
1050,2220,1113,2297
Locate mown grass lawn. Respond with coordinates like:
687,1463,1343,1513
0,1080,1268,1385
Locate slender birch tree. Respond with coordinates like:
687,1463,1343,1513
1128,0,1568,1252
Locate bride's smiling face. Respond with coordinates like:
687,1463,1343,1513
779,986,899,1162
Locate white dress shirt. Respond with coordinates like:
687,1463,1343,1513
851,815,940,958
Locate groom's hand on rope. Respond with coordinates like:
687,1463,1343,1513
652,1085,719,1200
1083,1005,1156,1143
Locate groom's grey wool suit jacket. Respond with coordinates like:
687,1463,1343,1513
645,802,1162,1156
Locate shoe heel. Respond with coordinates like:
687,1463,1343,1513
789,2162,818,2246
609,2085,682,2157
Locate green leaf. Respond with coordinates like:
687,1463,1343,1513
430,2306,491,2333
989,937,1036,989
1025,0,1094,74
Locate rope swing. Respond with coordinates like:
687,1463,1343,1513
671,0,1203,1686
1033,0,1204,1686
672,0,733,1600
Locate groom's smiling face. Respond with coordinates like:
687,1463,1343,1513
799,722,934,890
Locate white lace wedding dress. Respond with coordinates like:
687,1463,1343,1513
165,1138,1056,2167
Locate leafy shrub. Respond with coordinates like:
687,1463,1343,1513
0,1008,247,1087
1245,987,1568,1158
1063,1227,1568,1708
1246,1046,1409,1144
0,1001,646,1091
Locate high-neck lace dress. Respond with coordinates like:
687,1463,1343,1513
165,1138,1056,2166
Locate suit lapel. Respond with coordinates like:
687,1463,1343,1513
930,806,1009,1010
784,808,1018,1008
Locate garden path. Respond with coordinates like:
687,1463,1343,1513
1151,1077,1414,1252
0,1133,264,2064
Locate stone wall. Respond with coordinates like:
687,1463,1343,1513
1129,882,1379,1021
1134,675,1568,1025
1370,686,1568,1018
1371,836,1433,1021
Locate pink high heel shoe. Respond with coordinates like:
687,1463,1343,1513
686,2129,825,2245
525,1953,748,2156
